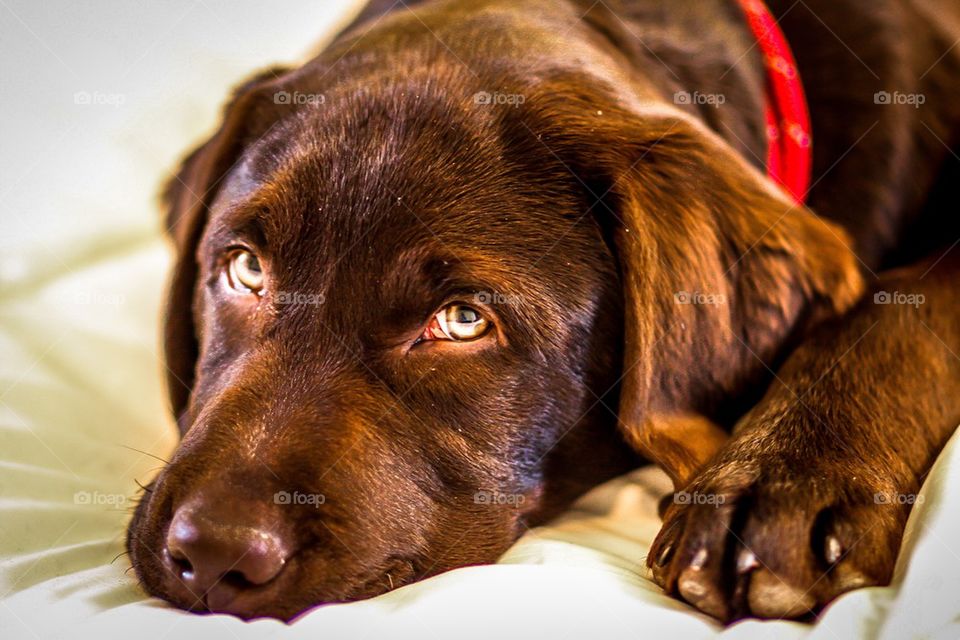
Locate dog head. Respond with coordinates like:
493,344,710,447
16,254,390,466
128,13,861,621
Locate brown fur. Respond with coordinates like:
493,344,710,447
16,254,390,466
128,0,960,622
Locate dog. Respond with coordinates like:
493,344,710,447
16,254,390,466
128,0,960,623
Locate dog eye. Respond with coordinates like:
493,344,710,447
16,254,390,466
424,304,490,341
226,249,264,293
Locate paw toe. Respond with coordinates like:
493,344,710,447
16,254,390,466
746,570,816,618
676,548,729,619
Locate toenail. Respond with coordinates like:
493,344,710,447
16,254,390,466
825,535,843,565
737,549,759,574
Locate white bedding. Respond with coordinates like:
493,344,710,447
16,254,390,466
2,1,959,638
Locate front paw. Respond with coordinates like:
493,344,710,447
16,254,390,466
647,451,914,621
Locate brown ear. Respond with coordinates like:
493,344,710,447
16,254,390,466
532,98,864,487
161,66,290,426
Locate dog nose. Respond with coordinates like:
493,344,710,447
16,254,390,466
165,502,288,612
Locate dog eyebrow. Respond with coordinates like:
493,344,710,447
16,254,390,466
208,202,270,250
381,249,529,320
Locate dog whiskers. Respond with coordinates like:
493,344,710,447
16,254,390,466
119,444,170,465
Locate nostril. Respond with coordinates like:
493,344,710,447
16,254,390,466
167,548,194,580
165,503,290,600
221,569,255,590
166,520,199,580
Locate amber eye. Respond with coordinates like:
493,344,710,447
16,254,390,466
226,249,264,293
423,303,490,341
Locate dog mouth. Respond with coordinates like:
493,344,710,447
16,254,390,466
172,556,420,621
341,557,420,603
139,540,422,620
128,482,428,620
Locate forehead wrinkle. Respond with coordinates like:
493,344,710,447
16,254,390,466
210,161,301,246
234,87,528,259
280,82,505,196
381,247,509,300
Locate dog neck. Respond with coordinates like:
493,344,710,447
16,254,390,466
582,0,771,166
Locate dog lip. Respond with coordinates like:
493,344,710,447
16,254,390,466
158,544,287,619
344,556,419,600
204,586,240,615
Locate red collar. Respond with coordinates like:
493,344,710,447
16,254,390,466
735,0,812,204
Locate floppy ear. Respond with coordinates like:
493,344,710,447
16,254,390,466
161,67,290,427
530,96,864,487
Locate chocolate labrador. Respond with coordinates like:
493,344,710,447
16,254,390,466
127,0,960,623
